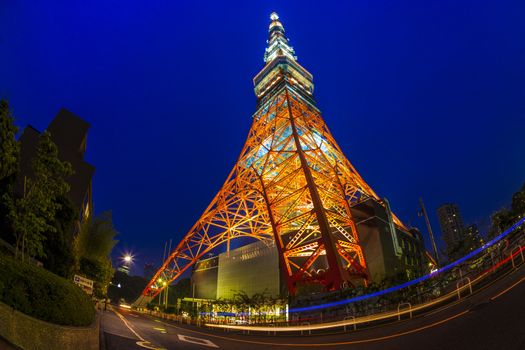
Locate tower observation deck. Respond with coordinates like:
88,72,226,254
136,13,408,306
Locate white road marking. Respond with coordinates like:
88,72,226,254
111,308,166,350
113,309,145,341
136,341,165,350
178,334,219,348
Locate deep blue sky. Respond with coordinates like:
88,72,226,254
1,1,524,275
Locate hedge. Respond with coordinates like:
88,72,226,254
0,253,95,326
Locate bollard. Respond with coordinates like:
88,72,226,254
397,303,412,321
343,316,356,331
300,322,311,335
456,277,472,300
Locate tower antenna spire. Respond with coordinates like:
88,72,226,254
264,12,297,63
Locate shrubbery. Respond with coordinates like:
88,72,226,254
0,253,95,326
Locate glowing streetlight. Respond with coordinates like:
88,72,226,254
121,252,134,266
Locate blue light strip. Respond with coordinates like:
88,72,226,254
290,217,525,313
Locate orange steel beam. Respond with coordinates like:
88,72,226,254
141,14,408,299
142,86,394,298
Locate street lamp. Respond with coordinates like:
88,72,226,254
123,254,133,264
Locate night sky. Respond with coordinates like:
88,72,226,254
1,1,524,275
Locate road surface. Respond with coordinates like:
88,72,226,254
101,264,525,350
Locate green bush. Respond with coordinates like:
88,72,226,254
0,253,95,326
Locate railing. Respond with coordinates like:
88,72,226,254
343,315,356,331
511,245,524,268
456,277,472,300
300,322,311,335
136,218,525,335
397,302,412,320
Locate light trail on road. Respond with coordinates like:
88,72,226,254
490,276,525,300
289,217,525,313
161,310,470,347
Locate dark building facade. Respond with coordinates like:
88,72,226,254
436,203,465,256
18,108,94,224
351,198,428,283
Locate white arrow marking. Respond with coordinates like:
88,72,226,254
178,334,219,348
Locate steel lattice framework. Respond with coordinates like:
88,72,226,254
138,13,406,302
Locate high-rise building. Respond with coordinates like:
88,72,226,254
117,264,131,275
436,203,465,254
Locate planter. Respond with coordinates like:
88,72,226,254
0,301,99,350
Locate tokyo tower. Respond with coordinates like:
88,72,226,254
137,12,407,304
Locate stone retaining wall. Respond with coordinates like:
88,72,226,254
0,301,99,350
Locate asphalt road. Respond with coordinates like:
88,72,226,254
101,264,525,350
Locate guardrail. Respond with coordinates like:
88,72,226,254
343,316,356,331
456,277,472,300
139,241,525,335
300,322,311,335
511,245,524,268
397,302,412,320
137,219,525,335
201,218,525,334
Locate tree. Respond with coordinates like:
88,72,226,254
75,211,118,261
41,195,78,277
488,182,525,239
447,234,480,261
0,100,20,244
511,183,525,217
79,255,114,297
74,211,118,297
6,131,72,260
0,100,19,184
108,271,149,304
489,208,516,239
232,290,251,320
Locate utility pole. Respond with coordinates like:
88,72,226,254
419,198,440,267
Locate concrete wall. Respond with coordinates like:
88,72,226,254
192,256,219,300
0,301,99,350
217,240,280,299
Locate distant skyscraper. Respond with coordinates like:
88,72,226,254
117,264,131,275
437,203,465,254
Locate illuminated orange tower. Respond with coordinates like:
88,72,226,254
137,13,406,304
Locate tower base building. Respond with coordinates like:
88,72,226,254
191,197,429,300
